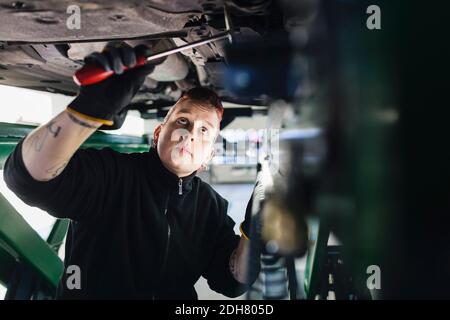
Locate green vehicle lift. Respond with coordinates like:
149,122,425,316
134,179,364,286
303,219,354,300
0,122,150,299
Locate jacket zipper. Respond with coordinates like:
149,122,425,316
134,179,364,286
161,179,182,274
154,195,171,300
153,179,182,299
160,196,171,271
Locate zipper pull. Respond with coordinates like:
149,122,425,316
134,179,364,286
178,178,183,195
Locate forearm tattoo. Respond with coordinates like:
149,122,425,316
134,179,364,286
46,120,62,138
43,160,69,180
26,132,46,154
67,111,99,129
24,120,61,156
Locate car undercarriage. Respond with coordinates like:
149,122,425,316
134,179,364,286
0,0,297,126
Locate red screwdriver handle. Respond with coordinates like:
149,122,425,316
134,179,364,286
73,55,147,86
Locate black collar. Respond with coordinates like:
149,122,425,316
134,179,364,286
146,147,197,194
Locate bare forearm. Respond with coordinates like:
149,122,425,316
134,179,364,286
229,236,250,284
22,110,102,181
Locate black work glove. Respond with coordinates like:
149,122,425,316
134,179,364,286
67,42,156,127
240,164,263,240
240,193,253,240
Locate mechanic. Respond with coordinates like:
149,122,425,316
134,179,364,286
3,43,255,299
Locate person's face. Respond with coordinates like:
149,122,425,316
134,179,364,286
154,99,220,177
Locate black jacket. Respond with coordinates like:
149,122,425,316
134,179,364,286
3,140,246,299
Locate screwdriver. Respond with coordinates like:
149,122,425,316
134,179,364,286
73,30,231,86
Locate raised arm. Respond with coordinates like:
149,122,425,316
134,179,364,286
21,43,156,181
22,110,101,181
